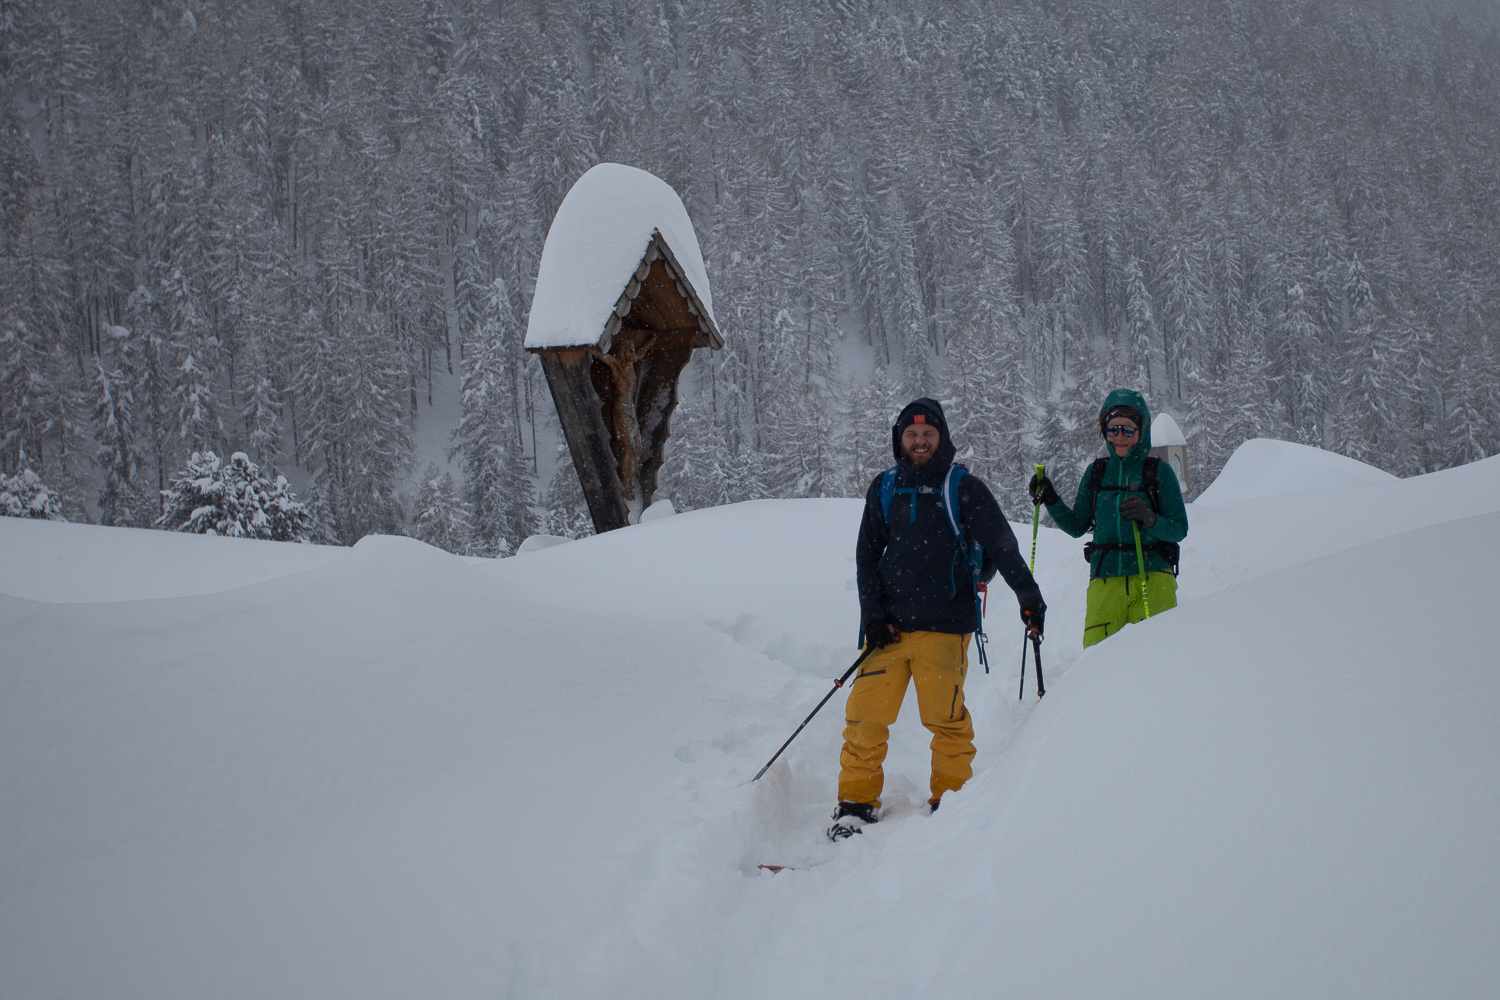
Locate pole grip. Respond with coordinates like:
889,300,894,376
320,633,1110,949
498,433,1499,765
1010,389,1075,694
1029,464,1045,573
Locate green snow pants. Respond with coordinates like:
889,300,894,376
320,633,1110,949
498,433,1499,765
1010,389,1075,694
1082,571,1178,648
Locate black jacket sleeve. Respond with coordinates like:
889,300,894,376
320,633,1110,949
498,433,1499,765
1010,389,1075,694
960,475,1045,611
854,475,891,630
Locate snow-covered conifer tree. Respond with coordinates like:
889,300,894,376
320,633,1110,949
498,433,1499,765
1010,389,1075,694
539,447,596,538
162,264,222,458
328,312,412,542
238,323,284,468
4,0,1500,512
835,366,901,497
455,280,535,556
1270,280,1333,447
0,468,65,520
1333,259,1420,473
93,346,155,527
944,318,1032,516
944,323,1004,479
1032,389,1073,500
157,451,315,541
1124,255,1159,394
655,388,732,512
410,465,474,554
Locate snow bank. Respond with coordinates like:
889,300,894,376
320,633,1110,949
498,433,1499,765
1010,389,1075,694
1195,437,1396,505
0,515,345,603
5,455,1500,999
730,512,1500,1000
0,531,738,1000
524,163,716,350
1180,453,1500,600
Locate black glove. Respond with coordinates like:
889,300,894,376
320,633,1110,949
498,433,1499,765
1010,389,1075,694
1028,475,1061,506
1020,603,1045,640
1119,496,1157,528
865,621,902,650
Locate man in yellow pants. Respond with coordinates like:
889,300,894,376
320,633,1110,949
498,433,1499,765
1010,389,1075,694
838,631,975,808
832,398,1046,840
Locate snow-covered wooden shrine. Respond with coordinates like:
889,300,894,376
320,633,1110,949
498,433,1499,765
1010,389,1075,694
1150,412,1189,492
525,164,723,534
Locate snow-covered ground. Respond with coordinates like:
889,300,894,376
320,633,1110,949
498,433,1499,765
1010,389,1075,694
3,441,1498,999
1193,436,1397,505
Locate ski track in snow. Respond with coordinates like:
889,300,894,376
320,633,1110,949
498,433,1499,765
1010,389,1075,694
3,446,1500,999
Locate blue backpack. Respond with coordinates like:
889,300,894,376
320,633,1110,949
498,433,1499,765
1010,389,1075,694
872,463,992,672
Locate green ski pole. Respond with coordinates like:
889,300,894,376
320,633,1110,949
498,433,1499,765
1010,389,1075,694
1021,464,1046,700
1132,521,1152,619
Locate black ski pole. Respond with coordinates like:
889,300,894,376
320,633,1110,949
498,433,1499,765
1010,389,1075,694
1018,632,1028,701
752,647,874,782
1032,633,1046,698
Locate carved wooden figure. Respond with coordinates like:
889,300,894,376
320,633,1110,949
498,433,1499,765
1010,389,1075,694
590,333,656,500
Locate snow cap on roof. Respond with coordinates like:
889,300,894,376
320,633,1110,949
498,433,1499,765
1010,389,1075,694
524,163,717,350
1151,412,1187,447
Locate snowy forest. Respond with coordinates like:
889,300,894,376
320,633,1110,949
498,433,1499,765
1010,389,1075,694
3,0,1499,553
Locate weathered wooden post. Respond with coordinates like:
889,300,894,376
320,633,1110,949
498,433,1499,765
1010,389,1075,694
525,164,723,533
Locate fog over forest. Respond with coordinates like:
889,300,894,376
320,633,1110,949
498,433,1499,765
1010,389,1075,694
4,0,1498,552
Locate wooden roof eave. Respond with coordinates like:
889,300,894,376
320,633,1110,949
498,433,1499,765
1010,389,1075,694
649,233,723,350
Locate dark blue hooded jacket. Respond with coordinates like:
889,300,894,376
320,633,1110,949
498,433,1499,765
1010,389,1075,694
856,398,1045,635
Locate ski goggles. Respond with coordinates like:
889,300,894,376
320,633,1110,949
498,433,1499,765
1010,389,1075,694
1104,424,1140,439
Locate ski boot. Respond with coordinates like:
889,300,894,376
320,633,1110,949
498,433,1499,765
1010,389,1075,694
827,801,879,841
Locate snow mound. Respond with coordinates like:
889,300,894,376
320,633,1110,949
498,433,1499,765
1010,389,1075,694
0,516,345,603
1195,437,1396,506
640,498,676,522
524,163,716,350
516,533,573,554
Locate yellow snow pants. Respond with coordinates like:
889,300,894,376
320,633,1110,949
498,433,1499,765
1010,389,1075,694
1082,571,1178,648
838,630,973,808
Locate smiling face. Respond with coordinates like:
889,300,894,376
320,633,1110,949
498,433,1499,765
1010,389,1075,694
1104,418,1140,457
901,423,942,467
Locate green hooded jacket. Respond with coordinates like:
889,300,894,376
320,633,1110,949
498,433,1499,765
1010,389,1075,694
1045,389,1189,580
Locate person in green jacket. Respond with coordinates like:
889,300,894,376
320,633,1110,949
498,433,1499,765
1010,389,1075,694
1029,389,1189,648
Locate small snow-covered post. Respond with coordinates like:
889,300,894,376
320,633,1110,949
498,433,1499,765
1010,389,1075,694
1149,412,1189,494
524,164,724,533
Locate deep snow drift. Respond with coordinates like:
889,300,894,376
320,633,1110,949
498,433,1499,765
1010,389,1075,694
3,441,1498,999
1193,436,1397,505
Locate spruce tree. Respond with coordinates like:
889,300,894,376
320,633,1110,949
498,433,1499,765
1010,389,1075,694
157,451,315,541
455,280,535,556
410,465,475,555
0,468,65,520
